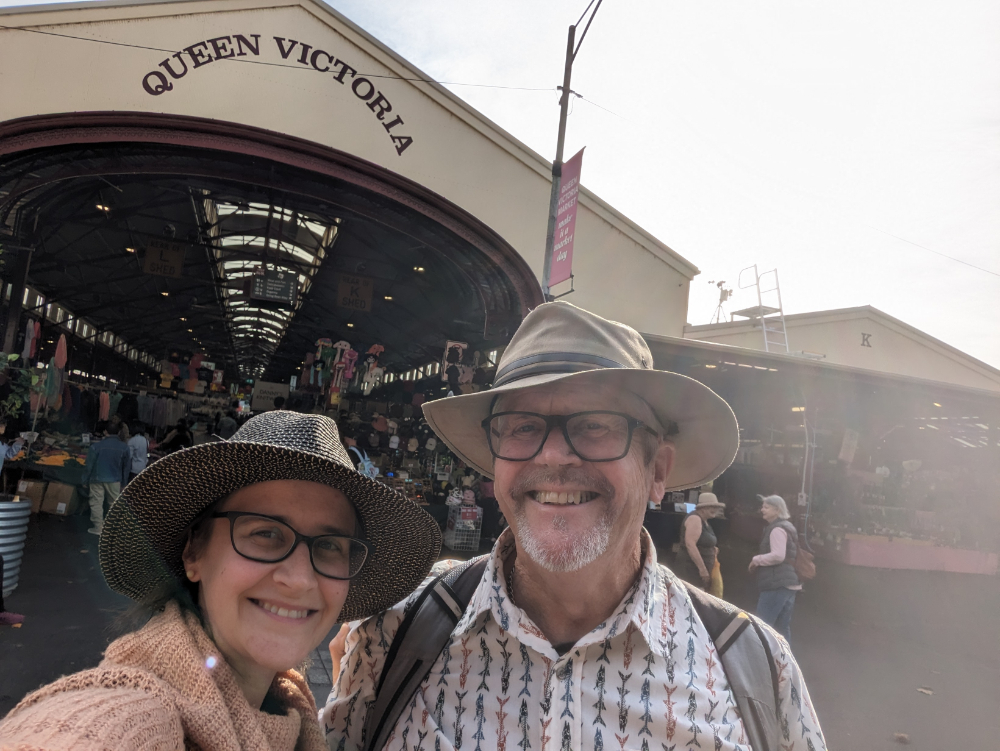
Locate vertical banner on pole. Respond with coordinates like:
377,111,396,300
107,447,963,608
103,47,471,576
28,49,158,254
550,148,584,286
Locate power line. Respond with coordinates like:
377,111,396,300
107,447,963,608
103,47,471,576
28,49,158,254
866,225,1000,279
0,23,553,91
578,95,625,119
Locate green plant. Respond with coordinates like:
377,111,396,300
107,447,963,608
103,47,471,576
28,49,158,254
0,354,39,420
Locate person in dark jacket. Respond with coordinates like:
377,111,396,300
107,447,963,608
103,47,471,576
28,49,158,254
159,419,193,453
749,494,801,641
84,421,131,535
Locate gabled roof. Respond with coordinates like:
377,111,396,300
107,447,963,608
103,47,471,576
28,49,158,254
0,0,700,280
682,305,1000,393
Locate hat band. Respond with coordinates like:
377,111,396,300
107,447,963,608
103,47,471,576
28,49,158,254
493,352,626,387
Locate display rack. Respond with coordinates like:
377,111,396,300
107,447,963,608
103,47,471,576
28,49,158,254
443,504,482,552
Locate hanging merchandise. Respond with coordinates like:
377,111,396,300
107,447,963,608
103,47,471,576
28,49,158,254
342,349,359,381
54,334,68,370
362,344,385,396
44,358,62,404
21,319,34,359
441,340,468,382
315,337,334,362
332,361,346,390
332,340,351,364
348,446,380,480
30,321,41,359
99,391,111,421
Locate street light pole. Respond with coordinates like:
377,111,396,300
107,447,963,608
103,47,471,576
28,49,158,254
541,0,604,301
541,25,576,301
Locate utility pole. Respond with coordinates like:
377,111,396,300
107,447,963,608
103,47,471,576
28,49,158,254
541,0,604,300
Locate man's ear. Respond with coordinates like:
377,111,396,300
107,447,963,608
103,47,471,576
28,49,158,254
649,440,676,504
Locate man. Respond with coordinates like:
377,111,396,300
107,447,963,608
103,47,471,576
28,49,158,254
83,421,130,535
323,302,825,751
216,410,238,440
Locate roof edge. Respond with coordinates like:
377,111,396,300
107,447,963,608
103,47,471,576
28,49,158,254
643,330,1000,401
0,0,700,280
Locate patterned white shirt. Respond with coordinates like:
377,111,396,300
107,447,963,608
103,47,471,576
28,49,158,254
322,529,826,751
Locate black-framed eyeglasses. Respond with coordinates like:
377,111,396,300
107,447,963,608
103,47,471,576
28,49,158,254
481,411,660,463
211,511,369,580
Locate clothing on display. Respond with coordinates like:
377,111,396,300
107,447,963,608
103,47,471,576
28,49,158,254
98,391,111,421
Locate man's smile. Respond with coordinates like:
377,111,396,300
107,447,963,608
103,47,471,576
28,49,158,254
527,490,600,506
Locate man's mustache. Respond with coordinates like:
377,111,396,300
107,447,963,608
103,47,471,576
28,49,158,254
507,468,615,501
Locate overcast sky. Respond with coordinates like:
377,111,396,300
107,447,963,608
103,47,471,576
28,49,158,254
4,0,1000,367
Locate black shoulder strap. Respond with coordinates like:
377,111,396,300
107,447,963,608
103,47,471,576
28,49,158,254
362,555,490,751
687,586,781,751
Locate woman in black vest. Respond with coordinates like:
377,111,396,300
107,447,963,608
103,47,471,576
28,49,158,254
749,494,800,641
673,493,726,590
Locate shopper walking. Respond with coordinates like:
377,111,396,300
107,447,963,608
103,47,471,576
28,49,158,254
0,412,440,749
83,421,131,535
127,423,149,483
673,491,726,591
749,494,801,642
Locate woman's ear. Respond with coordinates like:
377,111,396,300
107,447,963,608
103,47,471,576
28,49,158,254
181,534,202,583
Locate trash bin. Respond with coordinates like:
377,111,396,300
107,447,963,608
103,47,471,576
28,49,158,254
0,495,31,597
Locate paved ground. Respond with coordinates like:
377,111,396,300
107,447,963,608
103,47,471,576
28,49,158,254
3,514,998,749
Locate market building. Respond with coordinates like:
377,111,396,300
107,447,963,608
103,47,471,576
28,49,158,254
0,0,997,604
643,306,1000,576
0,0,700,595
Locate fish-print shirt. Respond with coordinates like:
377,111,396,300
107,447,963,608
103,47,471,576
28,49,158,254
322,528,826,751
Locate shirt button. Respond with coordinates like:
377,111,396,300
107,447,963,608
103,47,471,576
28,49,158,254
556,665,570,680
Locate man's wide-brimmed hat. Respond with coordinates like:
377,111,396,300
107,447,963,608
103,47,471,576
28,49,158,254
423,302,739,492
99,411,441,622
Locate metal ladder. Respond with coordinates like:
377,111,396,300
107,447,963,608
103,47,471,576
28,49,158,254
735,265,790,353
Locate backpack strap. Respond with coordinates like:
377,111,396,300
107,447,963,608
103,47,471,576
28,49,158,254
362,555,490,751
687,586,780,751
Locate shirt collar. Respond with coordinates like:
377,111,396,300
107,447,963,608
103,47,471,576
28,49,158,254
454,527,670,658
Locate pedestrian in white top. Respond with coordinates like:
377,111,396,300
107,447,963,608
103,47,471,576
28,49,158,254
127,423,150,483
749,494,802,642
323,302,825,751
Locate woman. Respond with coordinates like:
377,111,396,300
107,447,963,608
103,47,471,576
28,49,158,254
0,411,441,749
126,422,149,483
749,494,801,642
673,492,726,590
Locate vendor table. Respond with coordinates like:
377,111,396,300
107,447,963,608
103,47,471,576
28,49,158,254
814,534,998,575
6,461,87,488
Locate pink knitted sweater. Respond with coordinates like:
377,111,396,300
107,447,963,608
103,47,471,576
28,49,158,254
0,602,327,750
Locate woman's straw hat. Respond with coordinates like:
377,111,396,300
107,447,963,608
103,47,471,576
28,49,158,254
695,492,726,509
99,411,441,621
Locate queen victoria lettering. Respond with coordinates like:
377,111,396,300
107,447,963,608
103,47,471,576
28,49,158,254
140,33,414,155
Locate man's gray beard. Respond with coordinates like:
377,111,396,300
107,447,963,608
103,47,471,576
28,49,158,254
513,503,617,572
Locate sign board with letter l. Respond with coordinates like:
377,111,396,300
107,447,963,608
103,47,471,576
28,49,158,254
142,239,186,278
550,148,584,287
